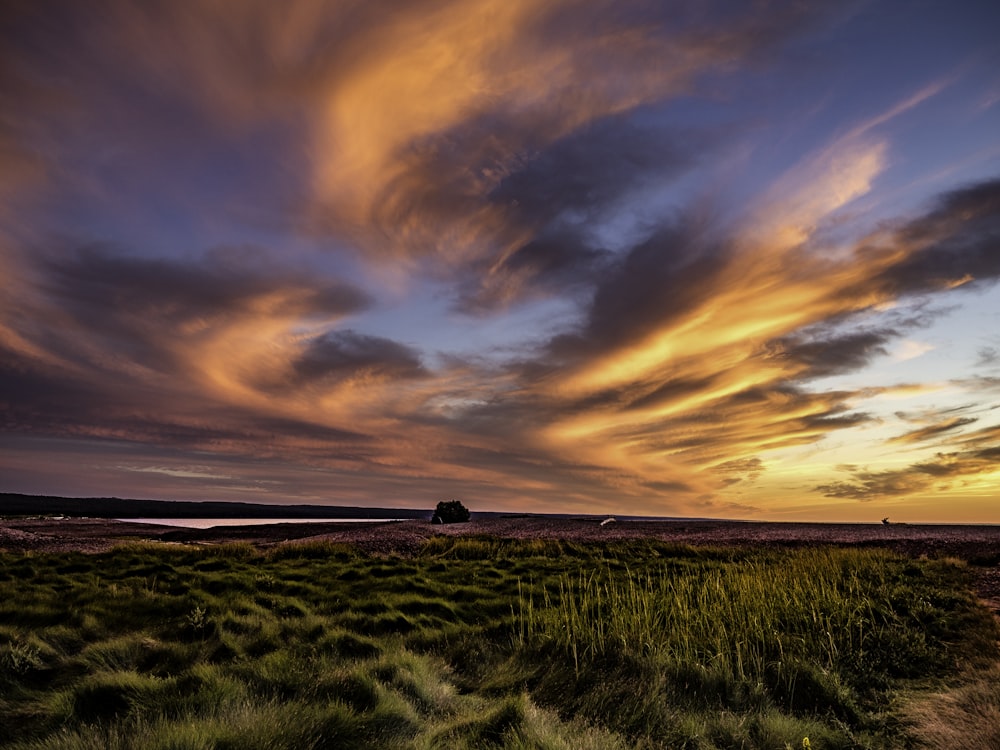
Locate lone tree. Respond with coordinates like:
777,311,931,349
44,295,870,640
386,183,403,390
432,500,470,524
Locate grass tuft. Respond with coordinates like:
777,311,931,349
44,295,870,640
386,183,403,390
1,541,996,749
903,664,1000,748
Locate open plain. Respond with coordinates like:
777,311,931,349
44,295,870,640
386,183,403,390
3,516,1000,749
3,516,1000,612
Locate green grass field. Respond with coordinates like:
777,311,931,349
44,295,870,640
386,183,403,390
1,537,997,749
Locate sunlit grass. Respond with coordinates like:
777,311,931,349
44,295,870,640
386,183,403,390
517,548,955,681
0,539,996,749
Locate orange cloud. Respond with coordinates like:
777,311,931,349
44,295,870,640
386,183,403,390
817,446,1000,502
888,417,979,445
307,0,825,284
2,3,999,518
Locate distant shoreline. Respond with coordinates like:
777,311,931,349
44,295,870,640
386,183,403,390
0,492,434,521
116,517,415,529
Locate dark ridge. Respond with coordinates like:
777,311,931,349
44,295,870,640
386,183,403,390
0,492,431,520
0,492,704,522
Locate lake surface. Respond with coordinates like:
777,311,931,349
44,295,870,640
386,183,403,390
117,518,411,529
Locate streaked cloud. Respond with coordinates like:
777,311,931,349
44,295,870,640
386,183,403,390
887,416,979,444
816,445,1000,502
120,465,233,480
1,1,999,519
975,347,999,367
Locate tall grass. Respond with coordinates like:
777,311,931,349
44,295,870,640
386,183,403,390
512,547,997,745
518,548,918,679
0,540,995,749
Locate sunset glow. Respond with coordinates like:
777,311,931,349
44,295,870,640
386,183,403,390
1,1,998,521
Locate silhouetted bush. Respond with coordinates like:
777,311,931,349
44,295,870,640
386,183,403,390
432,500,470,525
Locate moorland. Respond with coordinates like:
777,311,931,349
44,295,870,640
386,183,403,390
1,514,999,749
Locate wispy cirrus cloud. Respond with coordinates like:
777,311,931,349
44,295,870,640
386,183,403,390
8,154,998,511
817,410,1000,502
976,347,999,367
817,445,1000,502
493,176,1000,501
308,1,829,277
1,1,999,517
887,416,980,445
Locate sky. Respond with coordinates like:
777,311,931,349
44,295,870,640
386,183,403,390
1,1,999,522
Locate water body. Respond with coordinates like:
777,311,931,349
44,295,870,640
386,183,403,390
117,518,410,529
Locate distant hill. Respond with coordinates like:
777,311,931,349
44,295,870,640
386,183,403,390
0,493,432,520
0,492,706,523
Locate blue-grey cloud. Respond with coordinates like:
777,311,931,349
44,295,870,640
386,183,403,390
291,331,428,385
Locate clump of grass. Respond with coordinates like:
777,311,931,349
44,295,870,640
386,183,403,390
903,664,1000,748
185,605,210,634
0,541,995,749
10,699,368,750
70,670,166,723
420,536,577,560
203,541,259,561
373,651,458,716
109,541,187,555
1,640,45,675
79,635,158,673
268,540,359,561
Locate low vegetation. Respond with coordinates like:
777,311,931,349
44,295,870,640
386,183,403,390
431,500,470,525
0,537,996,748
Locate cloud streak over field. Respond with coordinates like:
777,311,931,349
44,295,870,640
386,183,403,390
2,1,999,519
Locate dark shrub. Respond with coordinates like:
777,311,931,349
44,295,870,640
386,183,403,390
432,500,470,524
